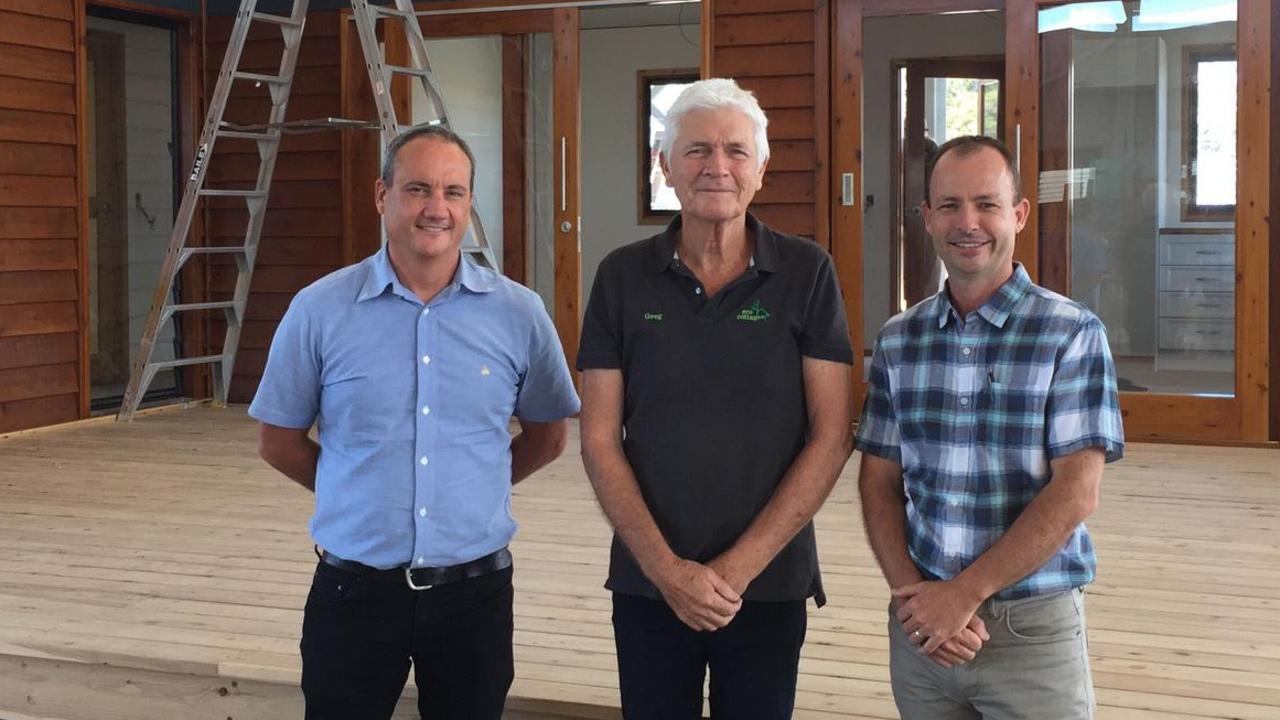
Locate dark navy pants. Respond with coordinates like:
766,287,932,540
300,561,514,720
612,592,807,720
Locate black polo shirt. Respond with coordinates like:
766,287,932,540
577,213,853,605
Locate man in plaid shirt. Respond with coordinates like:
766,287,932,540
856,135,1124,720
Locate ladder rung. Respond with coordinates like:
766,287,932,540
234,71,292,85
166,301,237,313
250,11,303,28
150,355,226,370
370,5,410,18
199,189,268,198
386,65,432,78
183,246,250,255
217,129,276,142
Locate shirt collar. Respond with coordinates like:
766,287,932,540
357,245,497,303
651,212,779,273
935,262,1032,329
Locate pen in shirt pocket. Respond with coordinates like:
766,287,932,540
986,368,999,386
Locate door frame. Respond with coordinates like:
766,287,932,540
832,0,1272,442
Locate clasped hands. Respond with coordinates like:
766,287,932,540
652,555,750,632
893,580,991,668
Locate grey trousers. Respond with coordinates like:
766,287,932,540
888,588,1094,720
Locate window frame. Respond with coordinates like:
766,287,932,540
636,67,699,224
1182,43,1237,222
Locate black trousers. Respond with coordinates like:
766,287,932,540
612,593,807,720
300,559,514,720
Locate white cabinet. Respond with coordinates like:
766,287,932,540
1156,230,1234,361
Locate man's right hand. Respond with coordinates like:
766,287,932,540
923,614,990,668
653,558,743,631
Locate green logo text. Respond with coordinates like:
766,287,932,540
736,300,771,322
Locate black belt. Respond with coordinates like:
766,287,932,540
319,547,512,591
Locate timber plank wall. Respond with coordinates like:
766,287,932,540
713,0,822,240
204,10,346,403
0,0,84,433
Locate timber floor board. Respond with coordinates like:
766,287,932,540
0,405,1277,719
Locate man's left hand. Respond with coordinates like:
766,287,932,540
893,580,984,655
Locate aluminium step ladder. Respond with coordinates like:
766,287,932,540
118,0,498,421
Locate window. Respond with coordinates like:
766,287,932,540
638,68,698,223
1184,44,1236,220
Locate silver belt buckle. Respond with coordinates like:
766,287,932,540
405,567,434,591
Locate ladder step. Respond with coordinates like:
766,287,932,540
250,11,303,28
198,189,268,198
234,71,292,85
183,246,250,255
370,5,411,18
386,65,432,78
217,129,276,142
166,301,238,313
150,355,226,370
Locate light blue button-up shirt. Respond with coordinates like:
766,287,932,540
249,246,580,568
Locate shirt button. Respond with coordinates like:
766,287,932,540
959,397,970,406
422,354,430,365
948,498,959,507
962,347,972,356
420,456,429,466
417,556,425,565
422,307,430,315
695,287,702,295
421,405,430,415
419,507,427,517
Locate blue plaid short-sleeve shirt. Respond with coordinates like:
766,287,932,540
856,263,1124,599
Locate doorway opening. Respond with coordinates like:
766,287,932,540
85,6,184,410
891,58,1003,312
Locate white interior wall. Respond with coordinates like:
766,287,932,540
579,22,699,302
412,37,505,269
860,12,1005,346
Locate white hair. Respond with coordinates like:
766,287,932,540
660,78,770,169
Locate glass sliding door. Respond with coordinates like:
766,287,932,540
1039,0,1238,396
1032,0,1270,440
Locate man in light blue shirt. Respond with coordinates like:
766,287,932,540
249,125,579,720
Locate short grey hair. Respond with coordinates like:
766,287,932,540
659,78,770,168
380,123,476,190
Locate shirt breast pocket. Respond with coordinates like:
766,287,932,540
978,361,1050,446
442,356,519,441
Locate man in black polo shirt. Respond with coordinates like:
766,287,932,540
577,78,855,719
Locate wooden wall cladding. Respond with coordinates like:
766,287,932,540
0,1,82,433
712,0,824,242
203,10,346,403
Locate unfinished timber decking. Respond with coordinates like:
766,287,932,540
0,404,1278,720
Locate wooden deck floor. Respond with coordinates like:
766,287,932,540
0,404,1277,720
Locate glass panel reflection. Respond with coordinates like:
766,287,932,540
1040,0,1236,396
